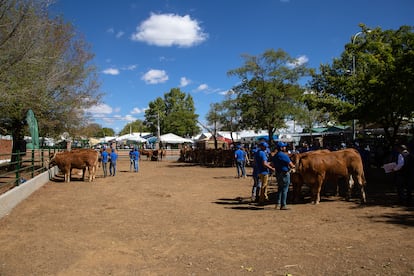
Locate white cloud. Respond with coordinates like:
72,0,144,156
124,115,136,122
86,103,113,115
141,69,168,84
102,68,120,75
180,77,191,87
131,13,208,47
124,65,137,70
131,107,147,114
116,31,125,38
287,55,309,68
196,83,208,91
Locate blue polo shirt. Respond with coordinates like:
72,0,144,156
254,149,270,175
272,151,291,173
235,149,246,161
101,151,109,163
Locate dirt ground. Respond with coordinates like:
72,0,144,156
0,157,413,275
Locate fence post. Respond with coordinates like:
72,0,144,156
15,150,20,186
31,149,35,178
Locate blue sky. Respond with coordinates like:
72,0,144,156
50,0,414,134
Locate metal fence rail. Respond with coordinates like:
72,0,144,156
0,149,54,193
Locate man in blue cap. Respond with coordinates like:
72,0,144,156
234,144,247,178
254,141,274,205
272,141,295,210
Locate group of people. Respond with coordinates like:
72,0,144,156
235,138,414,209
99,146,141,177
100,147,119,177
234,141,295,210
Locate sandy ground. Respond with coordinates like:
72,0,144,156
0,157,413,275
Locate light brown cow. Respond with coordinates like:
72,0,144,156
295,148,366,204
50,149,99,182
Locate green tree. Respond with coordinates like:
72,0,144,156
119,120,149,136
309,24,414,146
205,91,242,148
0,0,102,155
145,88,200,137
228,49,309,146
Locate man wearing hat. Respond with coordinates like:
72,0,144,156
254,141,274,204
234,144,247,178
272,141,295,210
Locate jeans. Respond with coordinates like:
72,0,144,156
110,162,116,176
276,171,291,207
236,160,246,177
102,162,108,177
251,175,262,200
133,159,139,172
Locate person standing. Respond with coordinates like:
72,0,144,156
250,145,261,202
234,144,247,178
272,141,295,210
254,142,274,205
101,147,109,177
109,148,118,176
129,147,134,172
132,147,140,173
392,144,410,204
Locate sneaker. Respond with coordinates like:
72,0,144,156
280,206,290,210
274,205,279,210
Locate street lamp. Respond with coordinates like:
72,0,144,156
351,30,370,141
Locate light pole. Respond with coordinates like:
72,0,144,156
351,31,363,141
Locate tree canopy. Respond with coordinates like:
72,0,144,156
227,48,310,146
144,88,200,137
119,120,149,136
0,0,102,152
308,24,414,146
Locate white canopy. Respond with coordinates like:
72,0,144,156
160,133,193,144
115,133,147,143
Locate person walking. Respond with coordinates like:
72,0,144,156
272,141,295,210
132,147,140,173
254,142,274,205
109,148,118,176
234,144,247,178
101,147,109,177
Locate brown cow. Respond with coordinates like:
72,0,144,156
290,150,330,202
139,149,153,160
50,149,99,182
295,148,366,204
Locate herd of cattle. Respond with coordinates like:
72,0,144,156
49,147,367,205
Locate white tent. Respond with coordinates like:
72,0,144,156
159,133,193,144
115,133,147,143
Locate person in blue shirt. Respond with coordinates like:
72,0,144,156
132,147,140,173
254,142,274,205
234,144,247,178
101,148,109,177
272,141,295,210
109,148,118,176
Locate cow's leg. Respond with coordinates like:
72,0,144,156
354,173,367,204
82,168,87,181
314,175,324,204
65,172,70,183
346,175,355,201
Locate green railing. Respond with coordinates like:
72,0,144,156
0,149,56,192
